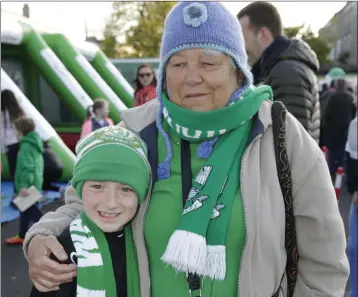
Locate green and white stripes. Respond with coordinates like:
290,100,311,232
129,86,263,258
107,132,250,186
70,213,116,297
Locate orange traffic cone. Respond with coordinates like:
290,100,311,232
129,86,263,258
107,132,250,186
334,167,344,199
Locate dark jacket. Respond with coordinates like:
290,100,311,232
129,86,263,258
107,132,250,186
319,89,335,127
43,142,63,182
252,36,320,143
324,90,355,149
15,131,44,194
30,228,127,297
318,89,335,146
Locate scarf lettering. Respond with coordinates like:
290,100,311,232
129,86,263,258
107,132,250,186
183,195,208,215
211,204,226,219
182,127,202,139
195,166,212,185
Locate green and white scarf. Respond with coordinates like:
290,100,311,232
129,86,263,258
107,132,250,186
161,85,272,280
70,212,140,297
70,212,116,297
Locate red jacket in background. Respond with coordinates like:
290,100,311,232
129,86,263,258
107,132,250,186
134,85,157,107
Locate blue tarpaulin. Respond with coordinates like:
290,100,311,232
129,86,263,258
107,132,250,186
1,181,67,223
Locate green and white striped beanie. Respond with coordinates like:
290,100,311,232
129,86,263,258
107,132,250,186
71,125,151,202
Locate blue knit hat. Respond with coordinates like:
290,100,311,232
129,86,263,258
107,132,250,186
156,1,253,180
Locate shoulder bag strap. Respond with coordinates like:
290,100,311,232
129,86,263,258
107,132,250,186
271,101,298,297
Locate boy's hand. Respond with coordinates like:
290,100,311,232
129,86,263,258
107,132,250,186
19,188,30,197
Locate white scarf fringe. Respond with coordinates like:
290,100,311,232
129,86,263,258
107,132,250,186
203,245,226,280
161,230,207,275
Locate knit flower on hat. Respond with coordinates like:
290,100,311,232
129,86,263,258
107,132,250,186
183,2,208,28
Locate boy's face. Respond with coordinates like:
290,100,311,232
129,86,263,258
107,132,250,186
82,181,139,233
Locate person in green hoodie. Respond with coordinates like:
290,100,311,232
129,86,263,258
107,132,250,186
6,116,44,245
30,125,150,297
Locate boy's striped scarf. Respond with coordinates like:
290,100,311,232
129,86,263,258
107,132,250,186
70,212,116,297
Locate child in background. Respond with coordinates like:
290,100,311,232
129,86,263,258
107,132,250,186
81,99,114,138
1,89,25,190
30,125,151,297
6,116,44,245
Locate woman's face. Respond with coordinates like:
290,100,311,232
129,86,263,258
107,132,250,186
165,48,241,111
138,67,154,87
82,181,139,233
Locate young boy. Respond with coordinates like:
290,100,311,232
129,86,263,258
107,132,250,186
30,125,151,297
6,116,44,245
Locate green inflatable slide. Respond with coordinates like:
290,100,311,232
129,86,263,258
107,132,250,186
77,42,135,108
1,20,95,181
42,33,127,122
1,20,136,181
18,22,94,120
1,68,76,181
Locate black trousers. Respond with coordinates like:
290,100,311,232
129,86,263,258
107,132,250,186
6,143,19,192
42,167,62,191
42,148,63,192
19,205,42,238
6,143,19,180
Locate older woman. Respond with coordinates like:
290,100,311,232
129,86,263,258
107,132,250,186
24,2,348,297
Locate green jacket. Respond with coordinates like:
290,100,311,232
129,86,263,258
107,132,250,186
15,131,44,193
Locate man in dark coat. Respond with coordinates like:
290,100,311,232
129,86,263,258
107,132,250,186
324,79,356,176
237,1,320,143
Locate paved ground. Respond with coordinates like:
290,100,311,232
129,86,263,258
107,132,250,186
1,199,65,297
1,182,353,297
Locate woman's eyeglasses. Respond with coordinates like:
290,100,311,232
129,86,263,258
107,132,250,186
138,73,152,78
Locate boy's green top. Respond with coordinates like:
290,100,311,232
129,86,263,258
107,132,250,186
15,131,44,193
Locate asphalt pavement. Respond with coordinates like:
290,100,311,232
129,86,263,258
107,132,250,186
1,181,353,297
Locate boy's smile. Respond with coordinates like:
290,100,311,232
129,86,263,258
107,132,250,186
82,181,139,233
98,211,120,219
